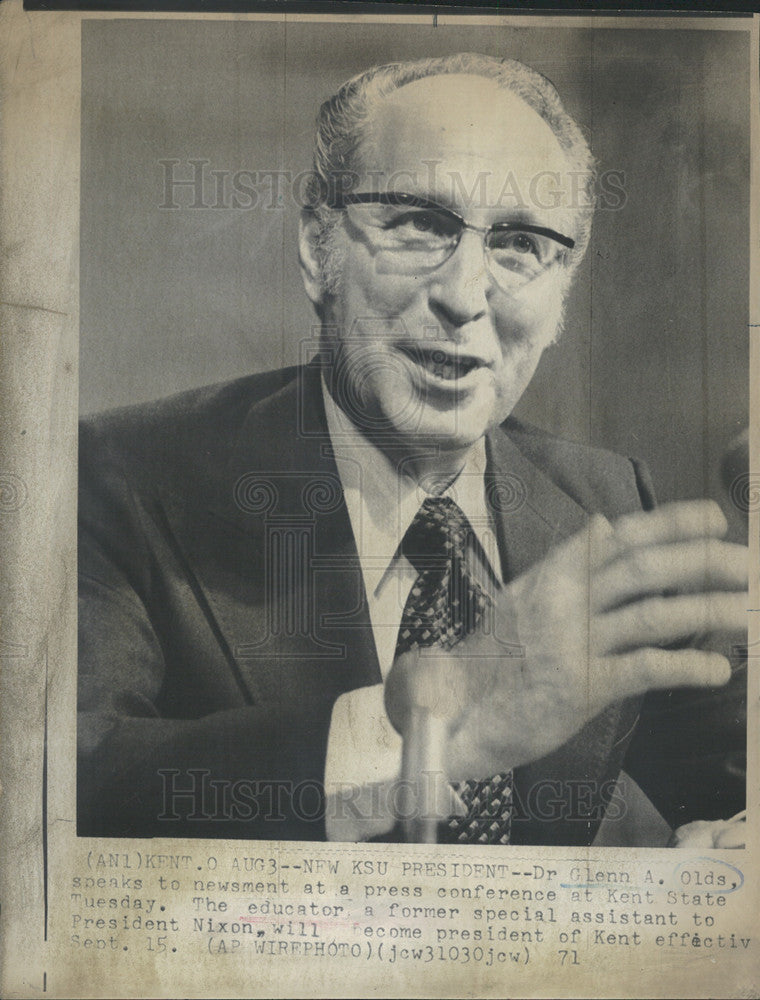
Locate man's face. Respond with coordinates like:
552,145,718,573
312,73,577,457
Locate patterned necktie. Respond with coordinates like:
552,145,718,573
395,496,514,845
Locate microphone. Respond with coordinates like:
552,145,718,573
384,650,470,843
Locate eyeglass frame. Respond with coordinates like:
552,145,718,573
327,190,576,282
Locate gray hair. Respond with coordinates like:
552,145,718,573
306,52,596,288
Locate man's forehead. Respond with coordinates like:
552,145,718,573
359,73,570,194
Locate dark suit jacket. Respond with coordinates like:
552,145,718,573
77,361,727,843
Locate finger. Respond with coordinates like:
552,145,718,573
668,820,721,848
597,592,747,653
591,539,748,613
714,819,746,849
607,647,731,698
603,500,728,563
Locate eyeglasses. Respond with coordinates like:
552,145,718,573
330,191,575,293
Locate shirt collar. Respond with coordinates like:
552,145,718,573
321,374,501,595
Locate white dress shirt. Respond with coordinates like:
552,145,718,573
320,378,504,840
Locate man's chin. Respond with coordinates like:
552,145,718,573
391,423,491,456
408,396,497,442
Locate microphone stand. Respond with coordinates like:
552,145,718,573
397,708,450,844
385,651,468,844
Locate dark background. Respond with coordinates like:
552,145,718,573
80,19,750,508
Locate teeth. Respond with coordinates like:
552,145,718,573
417,354,476,380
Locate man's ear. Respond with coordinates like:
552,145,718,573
298,210,326,309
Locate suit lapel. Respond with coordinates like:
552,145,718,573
160,364,381,707
486,423,638,846
485,424,588,581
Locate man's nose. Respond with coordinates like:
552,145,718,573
427,229,491,329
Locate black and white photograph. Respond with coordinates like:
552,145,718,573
75,19,751,850
1,8,758,998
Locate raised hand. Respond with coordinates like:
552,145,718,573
385,500,747,780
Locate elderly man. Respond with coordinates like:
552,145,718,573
78,53,747,845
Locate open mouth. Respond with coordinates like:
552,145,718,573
397,345,484,382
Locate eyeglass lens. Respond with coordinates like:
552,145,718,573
344,199,567,289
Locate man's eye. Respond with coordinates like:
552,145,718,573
491,231,541,257
410,212,437,233
511,233,538,255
